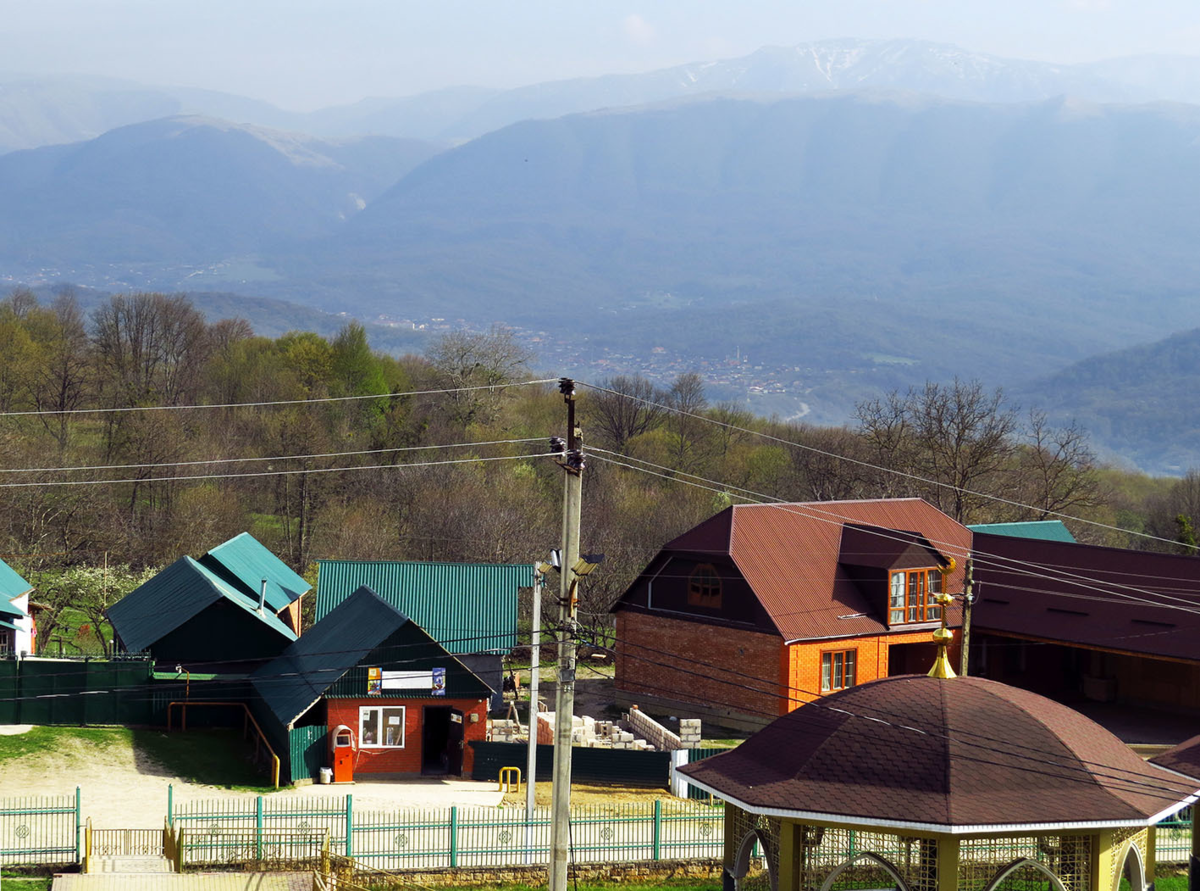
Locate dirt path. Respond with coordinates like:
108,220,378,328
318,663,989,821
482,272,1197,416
0,727,504,829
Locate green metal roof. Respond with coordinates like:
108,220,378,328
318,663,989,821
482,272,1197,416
0,558,32,602
200,532,310,613
0,598,23,619
252,585,490,728
315,560,531,654
968,521,1077,543
108,556,298,654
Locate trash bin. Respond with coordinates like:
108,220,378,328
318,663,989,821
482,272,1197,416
319,767,333,785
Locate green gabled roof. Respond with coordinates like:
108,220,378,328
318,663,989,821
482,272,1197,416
108,556,298,654
200,532,310,613
968,521,1077,543
252,585,490,728
315,560,531,655
0,558,32,603
0,598,24,619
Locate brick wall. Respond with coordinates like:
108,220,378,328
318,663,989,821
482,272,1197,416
615,611,785,718
326,697,488,775
785,631,963,706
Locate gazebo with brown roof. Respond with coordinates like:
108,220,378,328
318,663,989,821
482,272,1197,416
680,669,1199,891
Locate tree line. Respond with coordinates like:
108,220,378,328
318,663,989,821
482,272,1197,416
0,289,1195,655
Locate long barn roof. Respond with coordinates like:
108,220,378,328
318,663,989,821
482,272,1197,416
315,560,531,654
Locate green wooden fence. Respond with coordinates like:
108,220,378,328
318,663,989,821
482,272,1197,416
0,789,81,866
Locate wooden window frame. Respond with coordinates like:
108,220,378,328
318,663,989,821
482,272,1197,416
359,704,407,749
888,568,944,625
820,648,857,693
687,563,723,608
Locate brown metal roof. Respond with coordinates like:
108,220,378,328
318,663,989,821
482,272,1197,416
680,675,1197,831
649,499,971,642
1151,734,1200,780
972,532,1200,662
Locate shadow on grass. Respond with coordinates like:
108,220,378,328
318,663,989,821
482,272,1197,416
131,728,277,791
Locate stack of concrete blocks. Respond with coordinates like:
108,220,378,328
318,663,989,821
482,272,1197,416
624,705,703,751
488,718,525,742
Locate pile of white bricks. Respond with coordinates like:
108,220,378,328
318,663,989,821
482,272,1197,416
488,718,525,743
487,708,701,752
624,706,703,751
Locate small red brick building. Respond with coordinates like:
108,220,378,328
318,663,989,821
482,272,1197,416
251,586,493,780
611,499,970,726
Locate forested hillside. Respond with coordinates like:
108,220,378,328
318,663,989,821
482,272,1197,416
3,289,1198,656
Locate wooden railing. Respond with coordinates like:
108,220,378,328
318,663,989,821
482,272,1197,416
166,700,281,788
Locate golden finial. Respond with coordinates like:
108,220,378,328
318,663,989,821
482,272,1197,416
928,558,957,679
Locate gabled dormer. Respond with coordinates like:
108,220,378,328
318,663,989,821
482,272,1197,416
838,524,950,629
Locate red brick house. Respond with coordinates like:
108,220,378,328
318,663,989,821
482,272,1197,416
612,499,971,726
251,585,493,780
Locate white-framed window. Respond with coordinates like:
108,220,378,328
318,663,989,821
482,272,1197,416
820,649,857,693
359,705,406,748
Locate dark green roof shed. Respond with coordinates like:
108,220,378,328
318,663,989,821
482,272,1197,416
252,585,491,729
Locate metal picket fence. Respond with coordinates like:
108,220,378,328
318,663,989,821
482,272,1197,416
167,786,723,869
0,789,81,866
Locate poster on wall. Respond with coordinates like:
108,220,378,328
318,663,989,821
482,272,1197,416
432,667,446,696
367,666,382,696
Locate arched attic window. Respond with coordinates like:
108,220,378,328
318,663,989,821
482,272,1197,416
688,563,723,609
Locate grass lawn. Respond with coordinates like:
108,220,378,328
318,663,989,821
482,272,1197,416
0,874,54,891
447,883,719,891
0,725,276,792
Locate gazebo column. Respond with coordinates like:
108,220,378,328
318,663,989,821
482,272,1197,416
1092,830,1114,891
775,822,801,891
936,834,959,891
722,805,740,891
1191,815,1199,891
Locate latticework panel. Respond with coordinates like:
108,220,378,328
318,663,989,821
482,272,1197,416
1109,827,1148,891
726,807,780,891
959,834,1092,891
797,825,938,891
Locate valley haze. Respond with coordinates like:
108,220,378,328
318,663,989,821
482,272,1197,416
3,29,1200,474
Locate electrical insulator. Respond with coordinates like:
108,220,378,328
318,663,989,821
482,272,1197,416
549,436,567,453
565,449,586,471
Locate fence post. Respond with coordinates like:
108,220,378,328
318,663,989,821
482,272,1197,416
345,795,353,858
450,806,458,868
255,795,264,862
167,784,174,828
75,786,83,864
653,799,662,861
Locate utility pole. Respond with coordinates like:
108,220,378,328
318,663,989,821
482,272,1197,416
524,566,543,846
959,558,974,677
549,378,584,891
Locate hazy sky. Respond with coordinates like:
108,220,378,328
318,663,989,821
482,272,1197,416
4,1,1199,111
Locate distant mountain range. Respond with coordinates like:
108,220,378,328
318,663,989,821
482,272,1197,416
1018,328,1200,475
6,39,1200,152
0,116,442,269
7,40,1200,472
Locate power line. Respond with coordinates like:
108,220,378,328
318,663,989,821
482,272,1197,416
575,379,1186,552
0,452,555,489
0,379,559,418
0,437,546,476
591,452,1200,620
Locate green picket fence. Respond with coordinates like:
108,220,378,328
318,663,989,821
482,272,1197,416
1157,815,1192,864
0,789,81,866
167,787,723,868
